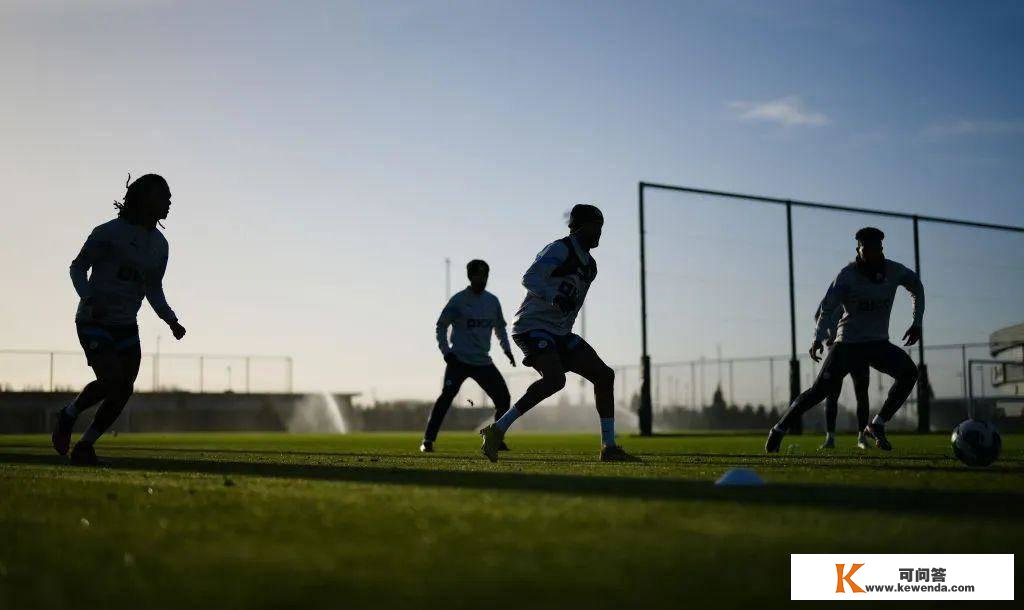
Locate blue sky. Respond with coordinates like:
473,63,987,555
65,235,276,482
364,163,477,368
1,0,1021,401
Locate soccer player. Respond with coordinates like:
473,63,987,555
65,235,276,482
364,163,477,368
816,302,872,450
479,204,635,462
52,174,186,466
421,259,516,452
766,227,923,453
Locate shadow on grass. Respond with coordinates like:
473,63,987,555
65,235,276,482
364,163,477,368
1,451,1022,520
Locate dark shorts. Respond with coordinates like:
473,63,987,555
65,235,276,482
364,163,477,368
76,322,141,366
512,330,586,367
824,343,871,400
817,340,916,391
440,359,510,402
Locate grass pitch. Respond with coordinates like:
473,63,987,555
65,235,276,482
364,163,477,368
1,432,1021,609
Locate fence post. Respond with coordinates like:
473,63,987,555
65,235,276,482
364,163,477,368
49,352,54,392
967,361,974,418
637,182,653,436
786,201,802,434
690,361,696,408
961,344,968,405
287,357,294,393
728,360,734,406
699,357,706,407
912,215,931,433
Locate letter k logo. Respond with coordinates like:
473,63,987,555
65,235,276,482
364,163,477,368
835,563,865,593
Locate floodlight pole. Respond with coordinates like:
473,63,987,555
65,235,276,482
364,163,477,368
913,216,931,432
638,182,653,436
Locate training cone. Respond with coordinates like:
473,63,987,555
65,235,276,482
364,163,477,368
714,468,765,487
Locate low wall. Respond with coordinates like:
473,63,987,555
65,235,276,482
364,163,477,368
0,392,317,434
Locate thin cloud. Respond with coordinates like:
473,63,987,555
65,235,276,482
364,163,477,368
922,119,1024,139
729,96,830,127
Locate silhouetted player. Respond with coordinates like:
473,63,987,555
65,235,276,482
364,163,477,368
479,205,635,462
52,174,186,465
422,259,515,452
766,227,923,453
815,302,871,450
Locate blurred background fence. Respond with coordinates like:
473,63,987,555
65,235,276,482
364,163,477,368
0,349,293,394
458,341,1004,432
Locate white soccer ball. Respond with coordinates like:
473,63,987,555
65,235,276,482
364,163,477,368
951,419,1001,467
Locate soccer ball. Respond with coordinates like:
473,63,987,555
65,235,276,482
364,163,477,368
950,419,1001,467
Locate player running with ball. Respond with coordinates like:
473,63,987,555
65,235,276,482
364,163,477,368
766,227,924,453
422,259,516,452
52,174,187,465
479,204,636,462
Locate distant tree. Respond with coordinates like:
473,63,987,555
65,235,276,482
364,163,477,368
711,385,726,410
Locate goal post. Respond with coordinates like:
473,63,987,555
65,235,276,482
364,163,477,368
636,181,1024,436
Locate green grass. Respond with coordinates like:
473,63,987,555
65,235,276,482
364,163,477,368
1,432,1022,609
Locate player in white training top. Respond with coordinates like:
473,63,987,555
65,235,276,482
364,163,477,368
479,204,636,462
53,174,187,465
421,259,516,452
766,227,923,453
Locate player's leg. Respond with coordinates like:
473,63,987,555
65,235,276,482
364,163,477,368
822,380,840,449
71,338,140,465
481,350,565,460
502,332,567,420
469,364,512,451
55,324,115,455
863,342,918,451
480,337,567,461
422,362,470,451
471,364,512,421
561,337,634,461
766,345,850,453
52,380,106,455
851,363,872,449
510,351,566,414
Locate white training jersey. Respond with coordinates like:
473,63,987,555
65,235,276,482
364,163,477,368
70,218,177,326
436,288,512,366
512,235,597,337
813,259,924,344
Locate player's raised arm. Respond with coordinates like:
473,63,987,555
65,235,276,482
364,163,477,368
435,297,457,357
493,300,515,366
811,275,845,351
898,264,925,345
814,297,842,345
145,252,176,324
145,247,185,340
521,240,569,303
69,225,108,299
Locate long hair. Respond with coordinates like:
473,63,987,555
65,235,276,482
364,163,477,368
114,173,168,225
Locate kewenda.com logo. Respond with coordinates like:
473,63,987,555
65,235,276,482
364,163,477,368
792,555,1011,601
835,563,865,593
833,563,976,594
